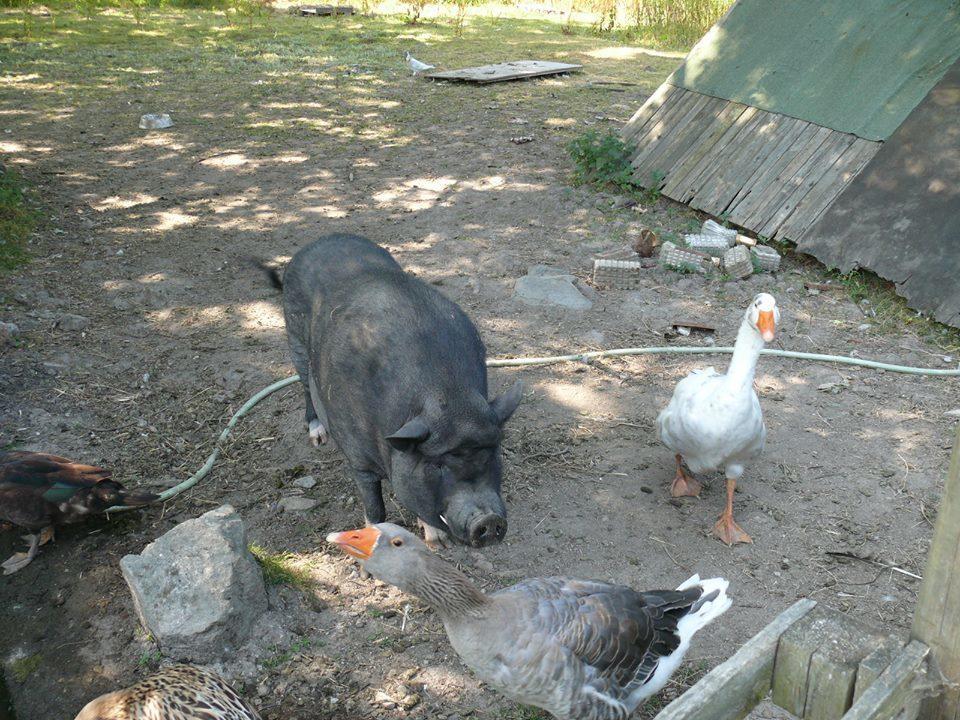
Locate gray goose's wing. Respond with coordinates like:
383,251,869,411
498,577,703,713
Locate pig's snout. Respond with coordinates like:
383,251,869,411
468,513,507,547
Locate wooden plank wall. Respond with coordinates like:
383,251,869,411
622,83,881,242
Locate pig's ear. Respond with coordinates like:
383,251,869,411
490,380,523,425
386,417,431,452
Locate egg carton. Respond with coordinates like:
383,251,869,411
660,241,711,274
684,233,730,257
702,219,737,246
723,244,754,279
751,244,781,272
593,259,643,288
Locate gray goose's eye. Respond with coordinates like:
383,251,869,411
391,537,404,548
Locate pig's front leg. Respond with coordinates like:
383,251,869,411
418,519,452,550
352,469,386,525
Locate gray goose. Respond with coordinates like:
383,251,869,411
328,523,731,720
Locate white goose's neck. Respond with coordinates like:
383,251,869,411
726,316,765,390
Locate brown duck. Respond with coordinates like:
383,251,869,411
74,664,260,719
0,451,157,574
328,523,731,720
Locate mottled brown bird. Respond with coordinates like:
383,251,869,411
632,228,659,258
0,451,157,574
74,664,261,720
329,523,731,720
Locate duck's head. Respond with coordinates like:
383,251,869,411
327,523,429,590
746,293,779,343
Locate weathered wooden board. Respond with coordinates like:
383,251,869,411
621,84,881,245
911,424,960,718
799,58,960,328
652,599,816,720
423,61,582,84
842,641,930,720
777,137,880,241
622,83,680,144
853,641,904,705
297,5,354,14
771,605,898,719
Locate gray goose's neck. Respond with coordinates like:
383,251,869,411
726,316,765,390
407,553,491,619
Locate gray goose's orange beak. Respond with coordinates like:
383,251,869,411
757,310,776,342
326,526,381,560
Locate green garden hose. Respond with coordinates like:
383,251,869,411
109,345,958,511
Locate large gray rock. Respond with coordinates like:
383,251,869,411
514,268,593,310
120,505,267,662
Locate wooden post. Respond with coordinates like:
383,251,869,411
912,423,960,719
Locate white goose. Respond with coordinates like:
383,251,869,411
405,51,435,75
657,293,780,545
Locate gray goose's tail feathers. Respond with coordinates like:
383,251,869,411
627,575,731,708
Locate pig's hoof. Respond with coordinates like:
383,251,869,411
308,419,328,446
418,519,452,550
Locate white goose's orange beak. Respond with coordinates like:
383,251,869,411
326,526,381,560
757,310,776,342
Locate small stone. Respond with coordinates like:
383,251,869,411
116,249,124,256
470,551,494,573
57,313,90,331
374,690,396,707
0,321,19,343
514,273,592,310
292,475,317,489
401,693,421,710
580,329,606,346
945,409,960,418
857,323,872,331
119,505,267,662
279,496,319,512
139,113,174,130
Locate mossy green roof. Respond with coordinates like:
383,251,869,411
669,0,960,141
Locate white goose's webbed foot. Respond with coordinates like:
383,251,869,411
418,519,452,550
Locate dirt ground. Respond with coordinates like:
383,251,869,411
1,9,958,720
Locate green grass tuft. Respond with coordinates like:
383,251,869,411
0,168,37,271
566,130,638,192
249,544,316,588
10,654,42,683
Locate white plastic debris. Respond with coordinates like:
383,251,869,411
751,244,781,272
593,258,643,288
139,113,173,130
684,233,730,257
722,245,753,279
701,220,737,246
660,241,709,274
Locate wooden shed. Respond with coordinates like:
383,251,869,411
622,0,960,327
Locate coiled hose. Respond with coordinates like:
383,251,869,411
109,345,959,511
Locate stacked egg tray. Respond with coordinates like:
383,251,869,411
659,241,713,273
723,245,754,279
751,244,782,272
592,259,643,288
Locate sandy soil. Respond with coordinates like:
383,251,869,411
1,12,957,719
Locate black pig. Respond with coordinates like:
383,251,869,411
262,234,522,547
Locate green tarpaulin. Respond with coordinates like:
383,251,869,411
669,0,960,141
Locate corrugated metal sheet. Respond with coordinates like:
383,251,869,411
669,0,960,141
